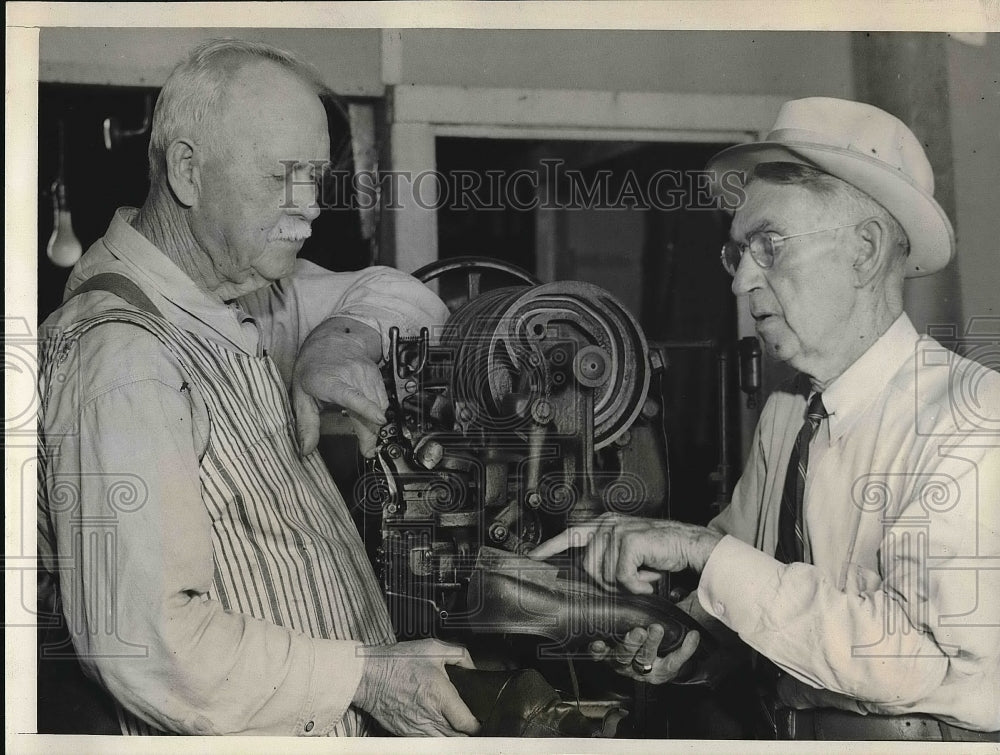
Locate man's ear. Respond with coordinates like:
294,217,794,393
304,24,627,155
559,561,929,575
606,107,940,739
852,217,887,287
164,138,200,207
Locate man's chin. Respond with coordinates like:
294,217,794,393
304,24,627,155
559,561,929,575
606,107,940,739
268,237,308,253
219,263,294,299
257,249,300,281
756,327,794,364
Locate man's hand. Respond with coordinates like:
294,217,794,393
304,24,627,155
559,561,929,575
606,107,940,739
352,639,480,736
530,514,719,686
589,624,701,685
529,512,723,592
291,317,388,457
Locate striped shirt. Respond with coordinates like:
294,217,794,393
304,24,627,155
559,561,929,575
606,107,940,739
38,208,449,735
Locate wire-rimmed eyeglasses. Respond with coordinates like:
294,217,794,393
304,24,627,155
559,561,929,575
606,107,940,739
721,219,872,277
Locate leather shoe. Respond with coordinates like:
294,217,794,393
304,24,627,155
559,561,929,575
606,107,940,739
464,546,720,685
446,665,623,737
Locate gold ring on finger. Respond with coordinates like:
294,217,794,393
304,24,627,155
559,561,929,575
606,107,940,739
631,659,654,675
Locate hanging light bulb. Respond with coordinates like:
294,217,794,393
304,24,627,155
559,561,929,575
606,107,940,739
47,179,83,268
46,121,82,268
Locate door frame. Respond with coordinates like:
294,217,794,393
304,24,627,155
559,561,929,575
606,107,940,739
387,84,783,268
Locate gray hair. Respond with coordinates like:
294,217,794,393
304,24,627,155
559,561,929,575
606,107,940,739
750,162,910,260
147,38,330,184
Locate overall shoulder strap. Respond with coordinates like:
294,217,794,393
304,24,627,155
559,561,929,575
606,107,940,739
69,272,163,318
39,274,170,736
42,273,190,415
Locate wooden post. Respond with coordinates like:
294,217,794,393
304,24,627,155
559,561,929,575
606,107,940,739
851,32,964,336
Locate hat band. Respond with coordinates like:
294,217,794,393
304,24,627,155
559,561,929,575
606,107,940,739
766,127,849,148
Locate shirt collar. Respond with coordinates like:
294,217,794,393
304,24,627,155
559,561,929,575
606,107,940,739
80,208,257,354
821,313,918,442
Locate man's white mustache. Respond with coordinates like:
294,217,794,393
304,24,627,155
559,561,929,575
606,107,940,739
268,220,313,242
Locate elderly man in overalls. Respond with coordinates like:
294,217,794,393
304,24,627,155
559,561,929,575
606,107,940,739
38,39,478,737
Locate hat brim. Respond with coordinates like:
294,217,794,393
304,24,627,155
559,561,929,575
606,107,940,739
706,141,955,278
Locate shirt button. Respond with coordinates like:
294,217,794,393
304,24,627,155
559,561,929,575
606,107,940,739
304,721,315,732
714,601,726,616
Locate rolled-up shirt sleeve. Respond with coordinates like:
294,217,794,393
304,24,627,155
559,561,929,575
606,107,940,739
42,327,365,735
241,260,450,385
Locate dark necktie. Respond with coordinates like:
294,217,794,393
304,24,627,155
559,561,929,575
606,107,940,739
775,392,827,564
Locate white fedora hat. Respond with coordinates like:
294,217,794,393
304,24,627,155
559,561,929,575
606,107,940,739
707,97,954,278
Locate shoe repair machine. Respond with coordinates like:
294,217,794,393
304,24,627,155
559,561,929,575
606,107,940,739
363,258,746,737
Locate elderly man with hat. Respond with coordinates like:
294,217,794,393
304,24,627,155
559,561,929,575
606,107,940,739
533,98,1000,740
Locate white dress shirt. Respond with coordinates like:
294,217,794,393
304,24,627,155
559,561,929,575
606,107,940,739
699,314,1000,731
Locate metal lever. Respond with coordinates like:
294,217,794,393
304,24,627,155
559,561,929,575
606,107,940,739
738,336,762,410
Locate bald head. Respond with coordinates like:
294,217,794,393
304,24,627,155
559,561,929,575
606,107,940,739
148,39,329,186
135,40,331,301
205,59,328,172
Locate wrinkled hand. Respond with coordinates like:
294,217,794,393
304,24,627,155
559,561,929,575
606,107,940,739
529,512,723,592
291,318,387,457
353,639,480,736
589,624,701,685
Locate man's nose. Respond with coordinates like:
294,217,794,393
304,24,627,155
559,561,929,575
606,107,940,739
289,180,321,222
731,249,765,296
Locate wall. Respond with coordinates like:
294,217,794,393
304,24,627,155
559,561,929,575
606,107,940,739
947,33,1000,326
39,29,855,98
39,28,384,95
394,30,854,97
